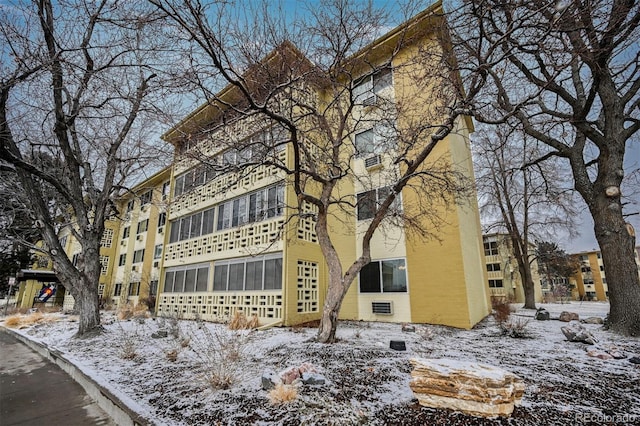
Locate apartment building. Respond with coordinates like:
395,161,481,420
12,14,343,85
482,233,543,303
109,168,171,307
154,4,490,329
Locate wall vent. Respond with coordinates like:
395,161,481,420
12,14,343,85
372,301,393,315
365,154,382,169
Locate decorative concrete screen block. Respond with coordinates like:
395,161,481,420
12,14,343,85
409,358,524,418
297,260,319,313
157,292,283,321
297,201,318,243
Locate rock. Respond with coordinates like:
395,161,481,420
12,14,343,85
561,321,598,345
603,345,626,359
402,323,416,332
581,317,604,325
586,349,613,360
559,311,579,322
535,309,550,321
298,362,317,375
390,340,407,351
301,371,326,386
261,370,281,390
280,366,301,385
628,357,640,365
151,330,168,338
409,358,524,418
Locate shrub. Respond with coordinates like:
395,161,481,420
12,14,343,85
491,297,513,325
268,384,298,405
114,322,139,360
117,305,133,321
166,348,179,362
229,311,259,330
3,315,22,328
499,317,531,338
139,296,156,311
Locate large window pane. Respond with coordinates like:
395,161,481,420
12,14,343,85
213,265,228,291
357,190,376,220
190,212,202,239
382,259,407,292
202,208,214,235
196,267,209,292
179,217,191,241
355,129,374,156
174,270,185,293
237,197,248,225
248,194,257,222
264,258,282,290
245,261,263,290
359,261,381,293
228,263,245,291
169,220,180,243
164,271,175,293
185,268,197,292
267,186,277,218
232,199,240,227
217,204,225,231
222,202,232,229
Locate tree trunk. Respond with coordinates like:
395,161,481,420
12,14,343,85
591,195,640,336
518,261,536,309
73,281,102,337
317,267,354,343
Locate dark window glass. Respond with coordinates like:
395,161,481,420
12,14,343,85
228,263,245,291
164,271,175,293
169,220,180,243
245,261,263,291
213,265,228,291
185,268,197,292
174,270,185,293
381,259,407,292
196,267,209,292
359,261,381,293
357,190,376,220
264,258,282,290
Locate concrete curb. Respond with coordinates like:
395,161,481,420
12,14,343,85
0,326,150,426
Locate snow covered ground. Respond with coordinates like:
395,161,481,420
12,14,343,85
2,302,639,425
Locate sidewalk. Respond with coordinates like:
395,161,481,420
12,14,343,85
0,330,115,426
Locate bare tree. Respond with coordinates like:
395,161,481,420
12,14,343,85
454,0,640,335
0,0,174,336
535,240,579,302
474,124,578,309
152,0,482,342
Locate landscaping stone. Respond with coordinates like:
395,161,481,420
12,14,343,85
261,370,281,390
301,372,326,386
535,309,550,321
581,317,604,325
559,311,579,322
409,358,524,418
561,321,597,345
151,330,168,338
402,324,416,332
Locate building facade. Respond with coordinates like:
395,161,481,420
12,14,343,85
482,233,543,303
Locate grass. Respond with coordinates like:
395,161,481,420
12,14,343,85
228,311,259,330
268,384,298,405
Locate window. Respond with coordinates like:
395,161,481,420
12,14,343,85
217,184,285,231
355,129,375,156
114,283,123,296
584,279,594,285
72,253,79,266
359,258,407,293
133,249,145,264
129,282,140,296
149,280,158,296
352,67,392,105
168,207,216,243
483,241,498,256
118,254,126,266
174,164,218,197
154,244,163,259
140,190,152,206
158,212,166,228
59,236,68,249
486,263,501,272
163,264,209,293
356,186,400,220
599,265,604,271
212,255,282,291
122,226,130,239
137,219,148,234
126,200,135,212
101,229,113,248
596,253,602,259
581,266,591,273
354,126,394,157
162,182,170,200
488,279,503,288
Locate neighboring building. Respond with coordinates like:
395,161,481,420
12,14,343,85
482,233,543,303
154,5,490,329
569,248,640,301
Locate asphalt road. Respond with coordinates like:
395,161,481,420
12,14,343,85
0,330,115,426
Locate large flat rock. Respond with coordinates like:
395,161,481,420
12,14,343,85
409,358,524,418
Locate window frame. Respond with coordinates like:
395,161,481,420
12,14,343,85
358,258,408,294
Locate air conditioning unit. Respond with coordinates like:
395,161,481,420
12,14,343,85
364,154,382,169
136,235,143,241
361,95,376,106
158,226,164,234
372,301,393,315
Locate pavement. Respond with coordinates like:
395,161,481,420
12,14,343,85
0,330,115,426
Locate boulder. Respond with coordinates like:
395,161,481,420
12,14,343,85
301,372,326,386
581,317,604,325
151,330,168,339
586,349,613,360
561,321,598,345
402,323,416,332
261,370,281,390
280,366,301,385
535,309,550,321
559,311,579,322
628,357,640,365
409,358,524,418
